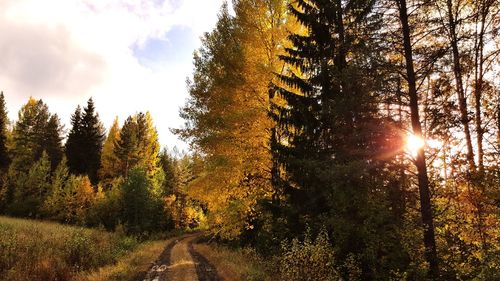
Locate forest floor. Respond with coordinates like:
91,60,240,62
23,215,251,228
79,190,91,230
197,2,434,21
141,233,221,281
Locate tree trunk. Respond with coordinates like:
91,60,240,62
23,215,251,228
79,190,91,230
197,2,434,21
396,0,439,278
446,0,476,172
473,1,487,173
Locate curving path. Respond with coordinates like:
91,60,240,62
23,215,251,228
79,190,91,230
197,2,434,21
141,234,221,281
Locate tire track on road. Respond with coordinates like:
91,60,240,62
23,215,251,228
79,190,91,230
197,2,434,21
140,234,222,281
188,237,221,281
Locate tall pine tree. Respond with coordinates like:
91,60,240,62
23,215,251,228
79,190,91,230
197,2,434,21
114,112,161,179
66,98,105,184
0,92,8,171
269,0,408,278
10,97,62,172
66,105,83,174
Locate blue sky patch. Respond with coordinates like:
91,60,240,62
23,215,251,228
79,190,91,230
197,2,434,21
132,25,197,70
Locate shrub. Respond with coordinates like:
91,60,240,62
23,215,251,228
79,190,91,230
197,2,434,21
279,228,341,281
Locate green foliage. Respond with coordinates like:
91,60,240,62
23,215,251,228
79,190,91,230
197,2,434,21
9,97,62,172
8,152,51,217
159,148,178,196
114,112,161,180
120,168,167,235
0,216,138,281
44,174,96,225
0,92,9,172
66,98,105,184
266,0,410,278
279,229,341,281
86,178,124,231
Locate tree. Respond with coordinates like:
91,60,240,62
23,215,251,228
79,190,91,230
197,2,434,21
44,175,96,224
9,152,51,217
120,168,164,234
435,0,476,172
268,0,410,278
80,98,105,184
42,157,70,221
394,0,439,276
472,0,499,172
176,0,292,239
0,92,8,171
99,117,121,186
0,92,9,213
44,115,64,171
66,105,83,174
66,98,105,184
159,148,178,196
114,112,161,179
10,97,62,172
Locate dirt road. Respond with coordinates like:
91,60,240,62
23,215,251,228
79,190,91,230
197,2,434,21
141,234,221,281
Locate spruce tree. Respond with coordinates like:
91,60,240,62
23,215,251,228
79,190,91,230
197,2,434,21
9,152,51,217
80,98,105,184
114,112,161,179
10,98,61,172
66,98,105,184
269,0,407,278
66,105,83,174
114,116,139,178
0,92,9,171
43,114,63,171
159,148,178,196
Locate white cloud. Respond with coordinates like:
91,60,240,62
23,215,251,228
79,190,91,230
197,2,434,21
0,0,226,150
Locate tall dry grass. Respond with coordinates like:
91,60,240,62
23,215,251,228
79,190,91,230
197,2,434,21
0,216,138,281
193,242,273,281
75,239,173,281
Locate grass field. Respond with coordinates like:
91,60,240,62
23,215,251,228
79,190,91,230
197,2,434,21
0,216,140,281
193,242,274,281
75,238,174,281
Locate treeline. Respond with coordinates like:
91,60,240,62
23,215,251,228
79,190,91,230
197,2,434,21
0,94,204,236
177,0,499,280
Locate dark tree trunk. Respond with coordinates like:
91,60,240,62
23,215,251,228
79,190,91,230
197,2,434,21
396,0,439,278
446,0,476,172
473,1,487,173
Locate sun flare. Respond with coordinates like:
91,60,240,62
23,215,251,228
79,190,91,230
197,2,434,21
406,134,425,156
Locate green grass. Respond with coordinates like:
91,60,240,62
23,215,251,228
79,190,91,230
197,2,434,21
0,216,139,281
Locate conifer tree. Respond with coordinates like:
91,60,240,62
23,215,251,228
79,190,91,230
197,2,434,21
44,114,63,171
66,105,83,174
9,152,51,217
0,92,9,213
114,112,161,179
394,0,439,276
42,157,70,220
0,92,8,171
10,98,62,172
80,98,105,184
115,116,138,178
66,98,105,184
99,117,121,184
159,148,178,196
269,0,407,278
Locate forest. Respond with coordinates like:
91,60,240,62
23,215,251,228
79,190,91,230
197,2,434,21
0,0,499,280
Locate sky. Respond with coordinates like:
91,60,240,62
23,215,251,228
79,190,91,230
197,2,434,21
0,0,229,151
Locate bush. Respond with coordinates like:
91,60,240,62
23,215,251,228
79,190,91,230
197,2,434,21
279,228,341,281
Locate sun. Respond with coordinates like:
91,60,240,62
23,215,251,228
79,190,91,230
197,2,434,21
406,134,425,157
